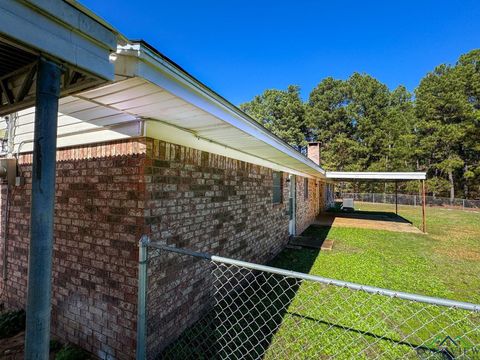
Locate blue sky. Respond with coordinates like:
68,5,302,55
80,0,480,105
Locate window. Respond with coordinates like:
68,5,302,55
304,178,309,200
272,172,283,204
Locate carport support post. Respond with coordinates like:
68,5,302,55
395,181,398,215
24,58,61,359
421,180,427,233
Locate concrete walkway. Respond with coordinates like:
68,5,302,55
314,212,423,233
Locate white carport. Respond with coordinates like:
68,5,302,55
326,171,428,232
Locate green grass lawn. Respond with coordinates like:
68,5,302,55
275,202,480,303
263,203,480,359
161,203,480,359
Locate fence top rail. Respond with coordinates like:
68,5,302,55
342,192,480,202
146,241,480,312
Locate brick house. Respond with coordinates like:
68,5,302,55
0,39,333,358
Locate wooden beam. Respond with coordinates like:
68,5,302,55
15,63,37,103
421,180,427,233
0,80,14,105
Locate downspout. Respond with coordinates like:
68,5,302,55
1,114,18,282
2,141,30,281
136,235,149,360
6,114,16,157
2,183,10,281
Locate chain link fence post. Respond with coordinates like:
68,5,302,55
136,235,150,360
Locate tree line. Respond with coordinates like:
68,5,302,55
240,49,480,200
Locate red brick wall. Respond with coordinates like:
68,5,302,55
295,177,320,235
0,137,322,359
0,139,148,360
318,180,327,212
144,139,292,355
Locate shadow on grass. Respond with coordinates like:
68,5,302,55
325,201,413,224
158,230,325,359
157,224,441,359
286,312,450,359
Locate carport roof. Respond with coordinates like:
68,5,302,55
325,172,426,181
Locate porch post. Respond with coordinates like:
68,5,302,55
24,58,61,359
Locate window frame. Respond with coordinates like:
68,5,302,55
272,171,283,204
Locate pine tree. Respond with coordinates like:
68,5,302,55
240,85,307,150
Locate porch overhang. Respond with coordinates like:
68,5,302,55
0,0,119,79
0,1,121,356
0,0,121,116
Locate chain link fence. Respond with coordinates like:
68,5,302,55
340,193,480,210
137,241,480,359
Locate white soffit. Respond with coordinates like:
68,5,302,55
77,44,326,178
326,172,427,181
11,95,141,153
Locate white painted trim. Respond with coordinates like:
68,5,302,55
13,120,143,154
326,172,427,181
0,0,116,79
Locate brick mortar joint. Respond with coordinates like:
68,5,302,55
14,137,149,165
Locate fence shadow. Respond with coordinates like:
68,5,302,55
158,229,325,360
286,312,444,358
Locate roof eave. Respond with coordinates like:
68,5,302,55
117,42,326,178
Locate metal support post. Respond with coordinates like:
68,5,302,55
136,235,149,360
421,180,427,233
395,181,398,215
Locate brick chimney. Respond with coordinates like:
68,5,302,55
307,142,321,165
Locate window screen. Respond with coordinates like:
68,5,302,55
272,172,282,204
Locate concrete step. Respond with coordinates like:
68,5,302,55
289,236,334,250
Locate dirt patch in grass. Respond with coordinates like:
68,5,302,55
434,247,480,261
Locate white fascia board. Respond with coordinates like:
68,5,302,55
116,44,325,178
145,119,316,178
326,172,427,181
0,0,116,79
